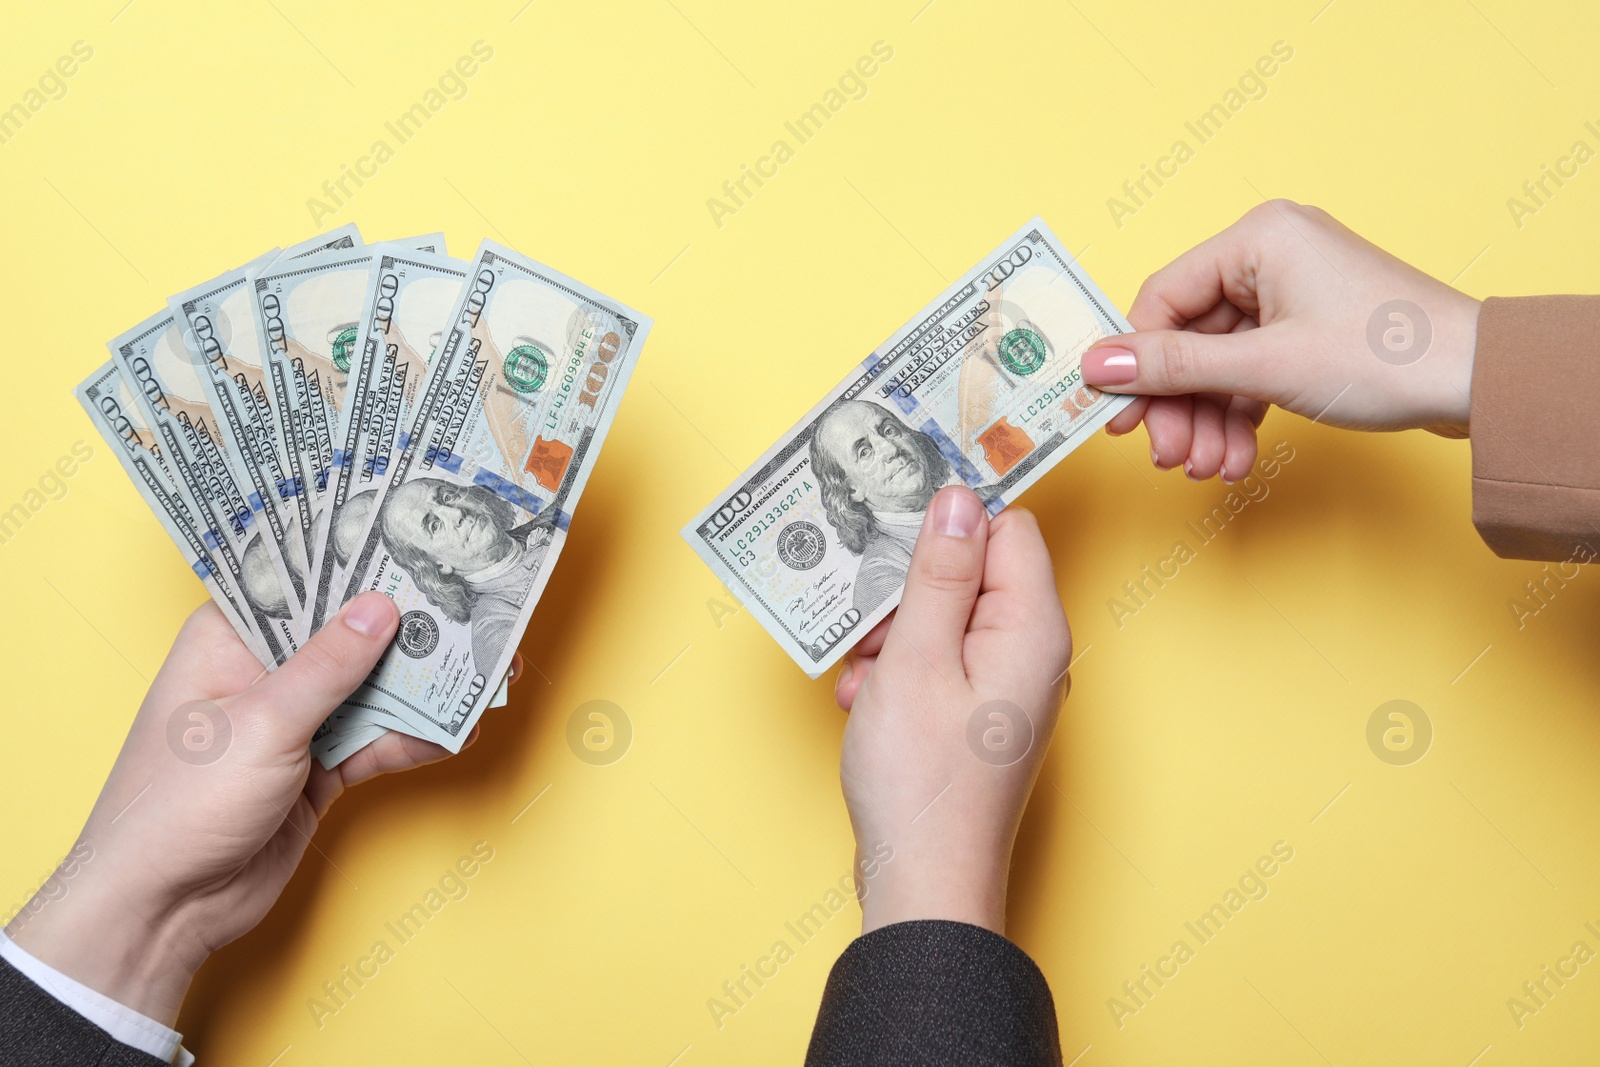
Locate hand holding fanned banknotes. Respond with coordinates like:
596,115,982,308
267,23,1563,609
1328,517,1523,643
75,226,651,767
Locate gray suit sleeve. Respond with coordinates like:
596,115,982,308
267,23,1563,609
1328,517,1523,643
806,920,1062,1066
0,956,168,1067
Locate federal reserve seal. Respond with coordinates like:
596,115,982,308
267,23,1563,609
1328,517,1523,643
330,323,359,373
776,521,827,570
396,610,440,658
504,343,549,393
997,328,1047,376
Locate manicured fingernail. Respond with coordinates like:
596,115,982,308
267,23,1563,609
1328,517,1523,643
1083,346,1137,386
344,592,397,637
1219,463,1234,484
1151,446,1168,470
931,487,983,538
1184,460,1201,481
836,661,853,692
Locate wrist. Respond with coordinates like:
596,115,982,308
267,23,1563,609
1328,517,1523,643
858,840,1010,936
6,865,202,1027
1424,291,1480,436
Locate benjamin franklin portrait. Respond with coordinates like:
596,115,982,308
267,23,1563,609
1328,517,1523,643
378,478,552,669
240,531,301,620
809,399,954,616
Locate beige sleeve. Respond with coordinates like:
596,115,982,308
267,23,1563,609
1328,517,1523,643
1470,295,1600,561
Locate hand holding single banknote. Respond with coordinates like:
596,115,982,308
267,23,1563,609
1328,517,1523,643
832,488,1071,935
684,219,1131,674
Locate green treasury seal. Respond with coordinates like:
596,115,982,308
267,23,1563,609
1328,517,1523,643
997,328,1047,376
330,323,359,373
505,344,549,393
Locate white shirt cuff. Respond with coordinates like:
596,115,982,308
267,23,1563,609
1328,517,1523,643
0,930,194,1066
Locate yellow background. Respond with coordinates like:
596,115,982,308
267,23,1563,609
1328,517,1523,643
3,0,1599,1063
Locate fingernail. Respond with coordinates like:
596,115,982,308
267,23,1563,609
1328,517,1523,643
836,661,853,692
1151,445,1168,470
931,487,983,538
344,592,396,637
1219,463,1234,484
1184,460,1200,481
1082,346,1137,386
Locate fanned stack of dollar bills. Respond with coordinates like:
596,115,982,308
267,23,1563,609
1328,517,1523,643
76,226,650,767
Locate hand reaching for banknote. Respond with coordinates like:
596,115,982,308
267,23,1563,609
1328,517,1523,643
1083,200,1482,480
833,487,1071,935
5,592,506,1027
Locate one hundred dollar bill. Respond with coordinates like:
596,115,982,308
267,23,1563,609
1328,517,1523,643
683,218,1133,676
335,240,650,751
168,254,317,615
160,233,364,620
248,235,445,640
75,359,278,667
305,244,467,637
109,310,303,664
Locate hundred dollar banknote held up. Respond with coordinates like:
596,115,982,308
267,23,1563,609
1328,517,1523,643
683,218,1133,676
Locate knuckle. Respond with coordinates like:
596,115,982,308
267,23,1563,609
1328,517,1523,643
1247,198,1311,238
1130,274,1164,318
1242,199,1280,227
915,552,979,593
294,638,355,688
1190,427,1225,465
1129,270,1186,332
1152,331,1199,388
1258,197,1303,219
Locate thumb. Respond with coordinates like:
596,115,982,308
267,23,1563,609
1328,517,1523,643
1083,328,1278,399
240,591,399,745
884,486,988,676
